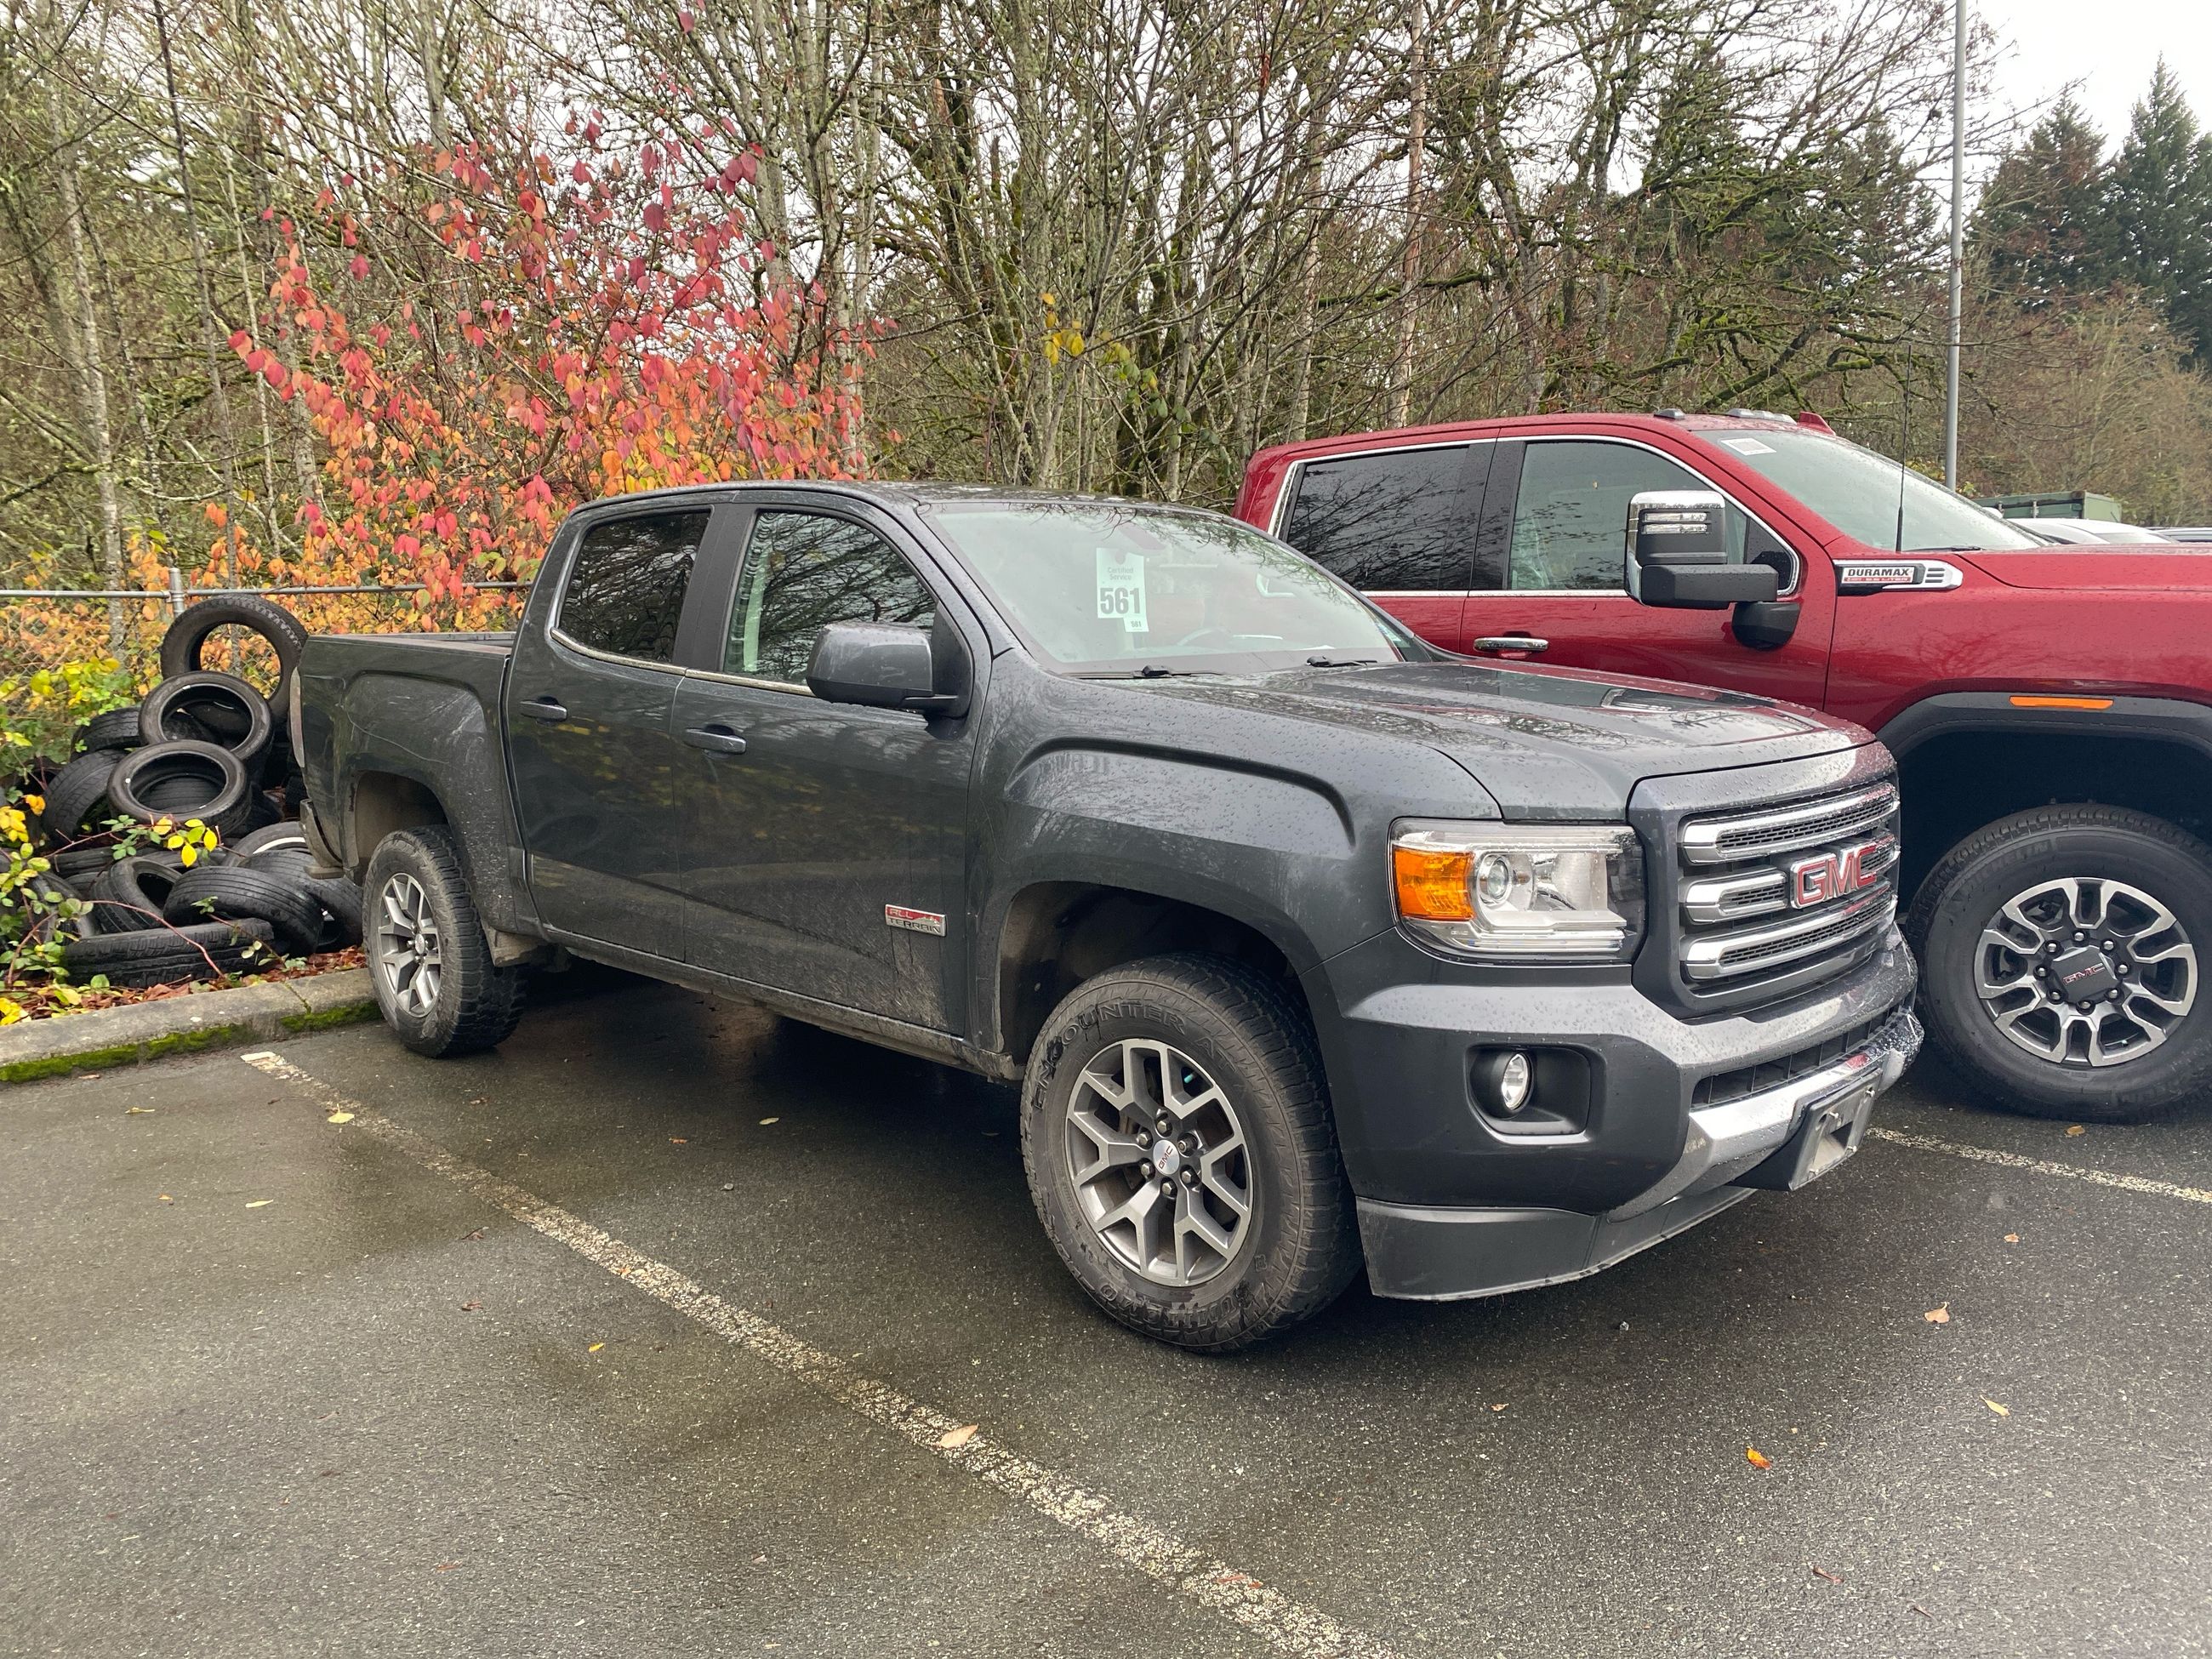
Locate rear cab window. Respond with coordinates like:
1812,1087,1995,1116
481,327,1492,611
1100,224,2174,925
1278,446,1484,591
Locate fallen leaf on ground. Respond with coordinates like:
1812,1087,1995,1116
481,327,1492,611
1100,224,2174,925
125,1106,154,1115
759,1117,780,1126
245,1200,272,1209
587,1342,605,1353
459,1300,481,1312
460,1229,484,1242
1982,1397,2010,1417
937,1423,979,1449
1747,1446,1771,1468
2004,1233,2019,1243
2066,1124,2086,1137
669,1137,687,1144
1924,1303,1951,1324
432,1561,457,1572
1811,1565,1844,1584
326,1110,353,1125
157,1194,173,1204
1911,1605,1934,1620
1491,1402,1508,1411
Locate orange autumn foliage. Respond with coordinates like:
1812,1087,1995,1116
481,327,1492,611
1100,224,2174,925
239,123,867,625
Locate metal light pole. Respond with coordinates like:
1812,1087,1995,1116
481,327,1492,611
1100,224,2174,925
1943,0,1966,489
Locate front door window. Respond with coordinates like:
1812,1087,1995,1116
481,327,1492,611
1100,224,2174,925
726,510,935,684
1504,442,1748,591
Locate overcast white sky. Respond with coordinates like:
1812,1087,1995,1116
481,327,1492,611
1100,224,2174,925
1985,0,2212,148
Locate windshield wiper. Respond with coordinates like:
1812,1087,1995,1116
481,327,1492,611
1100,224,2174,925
1074,664,1207,680
1305,655,1378,668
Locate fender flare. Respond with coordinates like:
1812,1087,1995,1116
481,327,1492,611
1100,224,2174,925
1878,691,2212,764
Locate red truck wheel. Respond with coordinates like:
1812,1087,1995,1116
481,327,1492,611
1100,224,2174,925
1907,805,2212,1123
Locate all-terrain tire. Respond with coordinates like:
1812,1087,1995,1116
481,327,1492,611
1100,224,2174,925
1906,804,2212,1123
362,825,524,1057
1019,953,1361,1350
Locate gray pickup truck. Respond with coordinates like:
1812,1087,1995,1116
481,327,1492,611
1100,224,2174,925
294,482,1920,1348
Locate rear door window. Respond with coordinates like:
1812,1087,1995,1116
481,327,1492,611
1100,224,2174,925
557,510,712,663
1279,446,1483,591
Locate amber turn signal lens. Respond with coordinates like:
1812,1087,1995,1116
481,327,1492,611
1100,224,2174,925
1392,846,1473,921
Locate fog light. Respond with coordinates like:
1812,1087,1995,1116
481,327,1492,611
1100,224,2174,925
1473,1049,1535,1115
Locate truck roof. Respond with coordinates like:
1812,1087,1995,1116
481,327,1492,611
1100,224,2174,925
1244,408,1833,472
561,479,1219,516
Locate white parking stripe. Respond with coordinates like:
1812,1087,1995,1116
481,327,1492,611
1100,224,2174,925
239,1051,1401,1659
1869,1126,2212,1206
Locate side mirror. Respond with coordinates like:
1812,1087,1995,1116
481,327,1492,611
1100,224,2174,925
1625,491,1779,611
806,621,966,715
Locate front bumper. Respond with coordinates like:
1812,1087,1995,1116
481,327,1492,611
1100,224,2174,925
1354,1004,1919,1300
1301,925,1919,1301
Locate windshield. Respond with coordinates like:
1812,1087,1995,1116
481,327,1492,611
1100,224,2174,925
1696,428,2046,552
923,501,1420,675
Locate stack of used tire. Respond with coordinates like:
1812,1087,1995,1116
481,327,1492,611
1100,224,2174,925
27,596,364,989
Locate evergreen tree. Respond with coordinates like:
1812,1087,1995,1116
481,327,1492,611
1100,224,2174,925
2107,61,2212,356
1976,97,2113,305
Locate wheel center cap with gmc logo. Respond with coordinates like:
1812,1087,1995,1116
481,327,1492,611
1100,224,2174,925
2049,945,2119,1002
1152,1140,1183,1177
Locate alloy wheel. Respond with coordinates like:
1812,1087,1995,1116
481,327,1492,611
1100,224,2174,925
1064,1037,1254,1286
1974,875,2197,1067
373,870,443,1019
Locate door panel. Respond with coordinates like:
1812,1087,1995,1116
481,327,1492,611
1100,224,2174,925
506,505,726,955
1460,436,1833,707
669,507,975,1030
1274,442,1492,652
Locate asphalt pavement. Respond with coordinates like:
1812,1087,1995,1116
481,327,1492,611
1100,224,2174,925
5,968,2209,1658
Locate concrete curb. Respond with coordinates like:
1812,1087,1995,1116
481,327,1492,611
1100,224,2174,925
1,968,379,1085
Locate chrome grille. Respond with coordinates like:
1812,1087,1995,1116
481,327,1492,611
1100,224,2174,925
1678,782,1900,993
1679,783,1898,865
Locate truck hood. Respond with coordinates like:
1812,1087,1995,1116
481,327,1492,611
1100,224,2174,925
1959,547,2212,591
1139,660,1866,819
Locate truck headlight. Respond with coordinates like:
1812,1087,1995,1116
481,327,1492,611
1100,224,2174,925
1390,822,1645,961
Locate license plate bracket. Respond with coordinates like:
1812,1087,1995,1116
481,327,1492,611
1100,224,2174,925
1733,1074,1881,1193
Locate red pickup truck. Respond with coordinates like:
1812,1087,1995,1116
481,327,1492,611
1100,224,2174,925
1239,409,2212,1123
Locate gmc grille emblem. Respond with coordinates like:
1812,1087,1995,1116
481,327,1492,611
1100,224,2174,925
1790,840,1888,909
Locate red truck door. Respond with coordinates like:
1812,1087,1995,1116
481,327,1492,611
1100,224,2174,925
1456,434,1834,708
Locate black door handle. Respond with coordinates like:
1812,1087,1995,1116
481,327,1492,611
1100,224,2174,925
520,696,567,721
682,724,749,755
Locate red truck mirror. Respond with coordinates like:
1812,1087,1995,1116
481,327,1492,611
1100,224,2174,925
1625,491,1778,611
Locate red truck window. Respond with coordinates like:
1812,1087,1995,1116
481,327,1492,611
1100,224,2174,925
1279,445,1484,592
1503,441,1749,591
